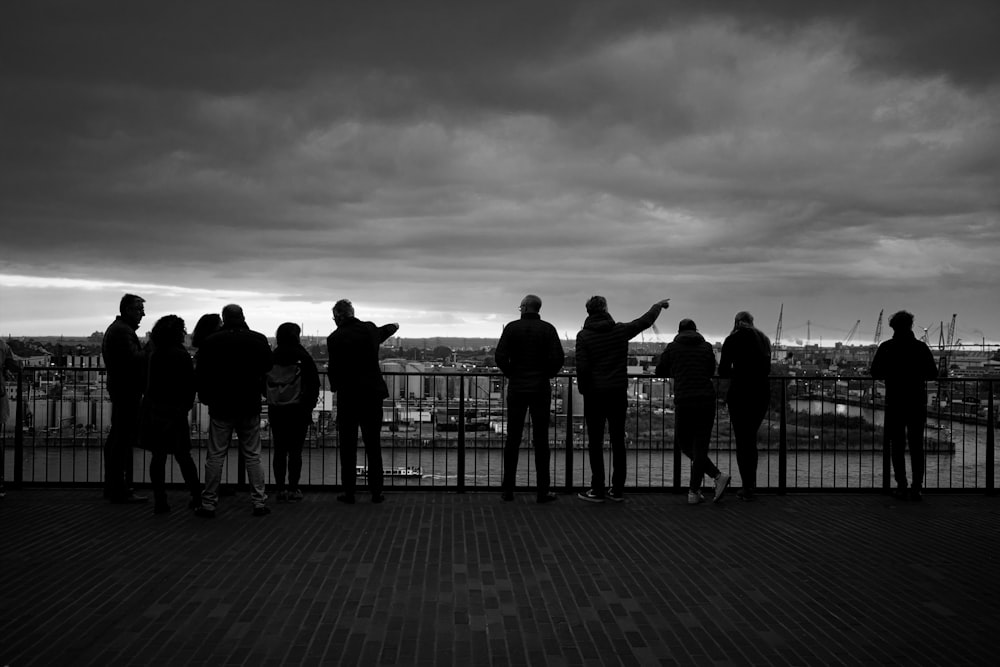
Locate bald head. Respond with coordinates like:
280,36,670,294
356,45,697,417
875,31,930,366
519,294,542,314
221,304,245,326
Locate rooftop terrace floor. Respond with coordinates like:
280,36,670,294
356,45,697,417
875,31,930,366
1,488,997,666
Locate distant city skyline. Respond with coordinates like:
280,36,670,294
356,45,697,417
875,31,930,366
3,3,998,344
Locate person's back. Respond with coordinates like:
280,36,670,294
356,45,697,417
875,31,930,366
495,313,564,393
719,326,771,393
327,317,392,400
576,302,664,394
198,321,272,418
656,327,716,405
870,330,938,408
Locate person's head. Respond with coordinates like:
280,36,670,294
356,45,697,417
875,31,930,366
150,315,186,348
733,310,755,333
191,313,222,347
678,318,698,333
519,294,542,315
119,293,146,327
585,295,608,316
276,322,301,347
332,299,355,326
888,310,914,332
221,304,245,327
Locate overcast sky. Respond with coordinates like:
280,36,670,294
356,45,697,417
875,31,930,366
2,1,998,347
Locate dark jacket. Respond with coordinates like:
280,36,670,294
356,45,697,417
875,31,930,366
575,305,661,395
655,330,716,405
870,330,938,409
495,313,564,393
143,342,195,416
719,326,771,398
102,316,145,400
269,343,321,421
196,323,273,418
326,318,397,402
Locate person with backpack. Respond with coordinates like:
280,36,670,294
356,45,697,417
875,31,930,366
718,311,772,502
267,322,320,503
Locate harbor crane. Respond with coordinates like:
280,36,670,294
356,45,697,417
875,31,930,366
773,304,783,361
844,319,861,344
947,313,957,347
873,309,883,346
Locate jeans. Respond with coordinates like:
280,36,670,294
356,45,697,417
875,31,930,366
201,414,267,510
104,396,140,499
728,391,769,492
501,388,552,496
270,409,308,491
675,400,720,491
885,406,926,490
337,397,384,496
583,390,628,495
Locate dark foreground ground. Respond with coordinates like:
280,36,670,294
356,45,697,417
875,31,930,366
1,488,997,666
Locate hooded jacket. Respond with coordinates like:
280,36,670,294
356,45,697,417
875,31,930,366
575,304,661,395
655,329,716,405
869,330,939,409
495,313,564,393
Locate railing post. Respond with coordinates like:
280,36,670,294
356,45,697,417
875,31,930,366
986,379,995,495
778,380,787,495
13,366,24,488
564,377,574,491
457,378,466,494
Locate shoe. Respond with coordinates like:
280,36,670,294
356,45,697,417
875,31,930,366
276,490,288,503
536,493,558,504
371,493,386,504
736,489,756,502
153,502,170,514
606,489,625,503
110,493,149,505
289,489,304,502
688,491,705,505
500,491,514,502
713,473,731,504
337,494,356,505
577,489,605,503
891,487,909,501
252,506,271,517
194,506,216,519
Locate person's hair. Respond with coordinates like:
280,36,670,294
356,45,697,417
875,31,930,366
678,318,698,333
150,315,186,348
119,293,145,315
191,313,222,347
585,295,607,315
221,304,245,326
888,310,914,331
276,322,301,347
333,299,355,319
520,294,542,313
731,310,755,334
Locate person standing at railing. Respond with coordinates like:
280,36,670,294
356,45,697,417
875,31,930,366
268,322,320,504
495,294,565,504
194,304,273,518
576,296,671,503
101,293,149,504
870,310,939,502
142,315,202,514
656,318,731,504
1,337,19,427
327,299,399,505
718,311,771,502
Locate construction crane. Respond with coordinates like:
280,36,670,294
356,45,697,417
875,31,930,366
844,319,861,345
938,321,946,351
773,304,783,361
946,313,957,347
873,309,883,346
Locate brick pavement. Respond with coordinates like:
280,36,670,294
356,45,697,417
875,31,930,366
0,489,997,666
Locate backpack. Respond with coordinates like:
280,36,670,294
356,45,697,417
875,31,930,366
266,363,302,406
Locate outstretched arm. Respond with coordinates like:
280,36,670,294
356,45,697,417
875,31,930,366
622,299,671,340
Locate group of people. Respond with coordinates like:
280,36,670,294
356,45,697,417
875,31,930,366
96,290,936,516
101,294,395,515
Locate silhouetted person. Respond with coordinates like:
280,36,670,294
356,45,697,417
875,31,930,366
191,313,222,351
195,304,273,517
576,296,670,503
102,293,148,504
656,319,730,504
326,299,399,504
495,294,565,503
142,315,201,514
719,311,771,501
870,310,938,501
268,322,320,503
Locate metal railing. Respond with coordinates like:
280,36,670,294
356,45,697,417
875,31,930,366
1,367,996,493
